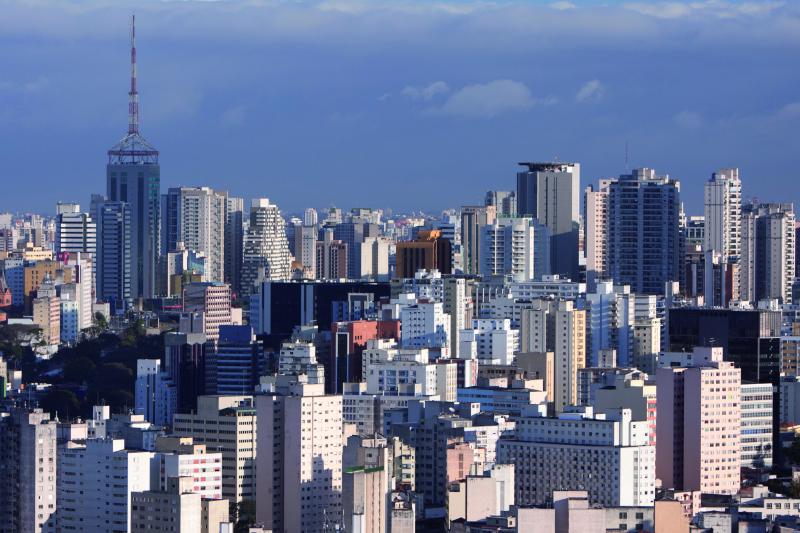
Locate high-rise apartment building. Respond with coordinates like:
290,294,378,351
241,198,292,293
479,217,549,282
656,347,741,495
0,408,58,533
58,438,155,532
584,180,611,289
165,186,227,283
740,382,773,469
316,228,349,280
343,435,395,533
607,168,681,295
172,395,257,504
460,205,496,275
704,168,742,294
256,380,343,532
585,281,635,368
516,162,580,280
519,300,586,412
741,202,795,304
106,17,160,299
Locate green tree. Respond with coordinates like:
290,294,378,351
40,389,81,420
63,356,96,384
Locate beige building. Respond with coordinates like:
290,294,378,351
131,477,202,533
519,300,586,412
33,294,60,347
172,396,257,504
343,435,395,533
182,282,232,342
656,347,741,495
256,379,343,532
0,409,58,533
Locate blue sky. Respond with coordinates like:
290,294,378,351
1,0,798,216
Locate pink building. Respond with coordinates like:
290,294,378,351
657,347,741,495
182,282,232,342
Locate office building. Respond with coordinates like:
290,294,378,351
224,196,244,293
135,359,177,428
164,331,209,414
497,405,655,507
741,202,795,304
516,162,580,280
172,395,257,504
96,200,132,311
0,409,58,533
105,16,160,299
740,382,773,469
54,204,96,292
241,198,292,293
607,168,681,295
656,347,741,494
396,229,452,278
210,325,264,395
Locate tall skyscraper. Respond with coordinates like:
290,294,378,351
516,162,580,280
105,16,160,299
741,202,796,304
704,169,742,261
96,201,132,311
607,168,681,295
164,186,227,283
656,347,741,495
241,198,292,294
224,196,244,293
584,180,611,289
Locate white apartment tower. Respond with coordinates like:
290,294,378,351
741,202,796,304
479,217,549,282
584,180,611,289
704,168,742,261
241,198,292,293
167,187,228,283
58,439,155,532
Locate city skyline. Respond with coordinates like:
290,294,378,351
1,1,799,214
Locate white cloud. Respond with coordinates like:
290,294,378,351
402,81,450,101
549,1,577,10
220,105,246,127
576,79,604,103
0,76,49,93
377,93,391,102
673,110,703,128
775,102,800,119
439,80,536,118
625,1,786,19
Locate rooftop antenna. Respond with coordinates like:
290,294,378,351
128,14,139,135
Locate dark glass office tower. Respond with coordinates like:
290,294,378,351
106,15,160,299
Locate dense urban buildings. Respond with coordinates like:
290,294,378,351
2,10,800,533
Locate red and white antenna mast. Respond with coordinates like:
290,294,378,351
128,14,139,135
